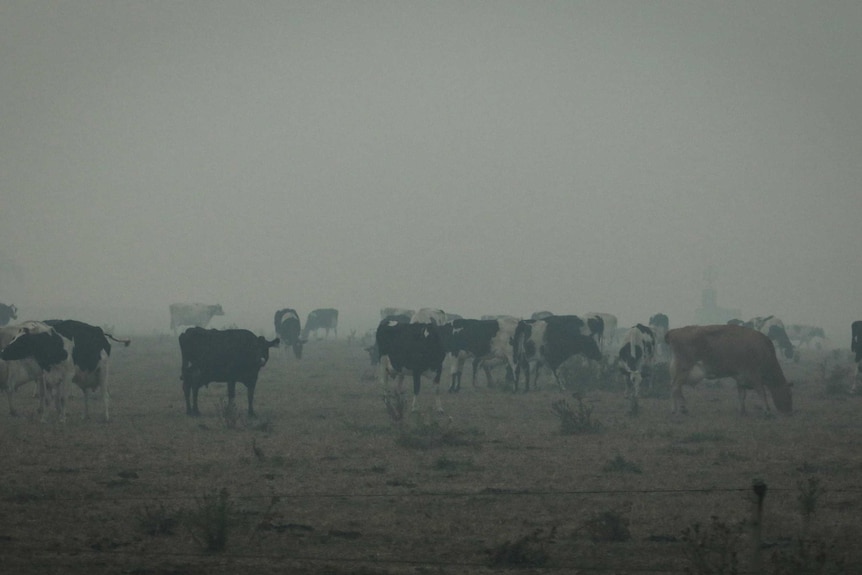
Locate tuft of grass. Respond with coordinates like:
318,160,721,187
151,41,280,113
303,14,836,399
584,510,631,542
395,414,478,450
487,527,554,568
217,398,243,429
184,488,235,552
135,503,178,536
602,454,642,474
679,431,731,444
797,476,825,536
816,360,852,396
680,516,742,575
550,395,602,435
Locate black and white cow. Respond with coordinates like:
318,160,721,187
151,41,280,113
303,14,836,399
439,317,518,392
375,320,446,412
786,324,826,349
851,321,862,393
513,315,603,392
411,308,447,326
649,313,670,360
274,308,305,359
530,311,554,320
0,303,17,326
169,303,224,334
303,308,338,339
179,327,279,417
618,324,656,411
1,320,129,422
366,314,412,366
729,316,795,360
0,322,46,416
587,312,618,350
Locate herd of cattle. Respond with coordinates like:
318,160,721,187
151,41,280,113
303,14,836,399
0,300,858,423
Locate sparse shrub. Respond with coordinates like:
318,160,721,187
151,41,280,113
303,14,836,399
797,477,825,536
680,516,743,575
558,355,617,392
768,539,845,575
816,360,851,396
185,488,235,552
487,527,554,567
550,395,602,435
382,390,406,422
602,454,642,474
395,413,476,450
217,398,242,429
584,510,631,542
135,503,178,536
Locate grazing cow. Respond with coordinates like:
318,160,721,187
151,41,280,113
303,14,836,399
786,324,826,349
179,327,279,417
411,308,447,326
649,313,670,360
513,316,603,391
303,308,338,339
0,323,45,416
666,324,793,415
439,317,518,392
1,322,74,422
587,312,618,350
375,320,446,412
618,324,656,411
729,316,795,360
169,303,224,334
274,308,305,359
0,303,17,326
851,321,862,393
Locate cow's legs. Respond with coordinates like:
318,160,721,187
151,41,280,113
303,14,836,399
411,372,421,411
736,384,748,415
246,382,257,418
669,357,689,415
449,353,464,392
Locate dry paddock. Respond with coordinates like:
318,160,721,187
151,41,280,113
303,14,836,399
1,335,861,575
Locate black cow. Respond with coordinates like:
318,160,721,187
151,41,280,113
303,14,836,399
438,317,517,392
274,308,305,359
513,315,602,391
375,320,446,412
179,327,279,417
0,303,17,327
303,308,338,339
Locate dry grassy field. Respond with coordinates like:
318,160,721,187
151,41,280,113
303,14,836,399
1,335,861,574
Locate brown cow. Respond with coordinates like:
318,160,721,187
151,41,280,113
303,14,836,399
666,324,792,415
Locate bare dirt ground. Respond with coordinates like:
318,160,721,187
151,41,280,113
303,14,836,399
1,336,860,574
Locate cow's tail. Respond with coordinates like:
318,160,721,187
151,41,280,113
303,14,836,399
106,334,131,347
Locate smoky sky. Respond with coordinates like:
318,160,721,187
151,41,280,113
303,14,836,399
1,1,860,337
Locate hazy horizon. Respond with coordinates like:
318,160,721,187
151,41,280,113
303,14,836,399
2,1,860,341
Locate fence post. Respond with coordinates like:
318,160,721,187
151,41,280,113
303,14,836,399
751,480,767,573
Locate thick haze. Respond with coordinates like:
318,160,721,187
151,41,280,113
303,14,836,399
1,1,860,338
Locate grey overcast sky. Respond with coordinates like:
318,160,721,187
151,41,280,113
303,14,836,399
1,1,859,337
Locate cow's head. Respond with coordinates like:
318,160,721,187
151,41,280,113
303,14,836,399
211,304,225,316
256,337,280,366
769,380,793,414
291,338,306,360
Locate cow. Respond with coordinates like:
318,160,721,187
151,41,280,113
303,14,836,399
1,320,129,422
1,322,73,422
179,327,279,417
513,316,603,392
302,308,338,339
439,317,518,392
665,324,793,416
587,312,618,350
786,324,826,349
618,324,656,412
375,320,446,412
530,311,554,320
169,303,224,334
851,321,862,393
0,303,17,326
0,323,45,416
411,308,447,326
728,316,795,360
649,313,670,360
274,308,305,359
366,314,412,366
